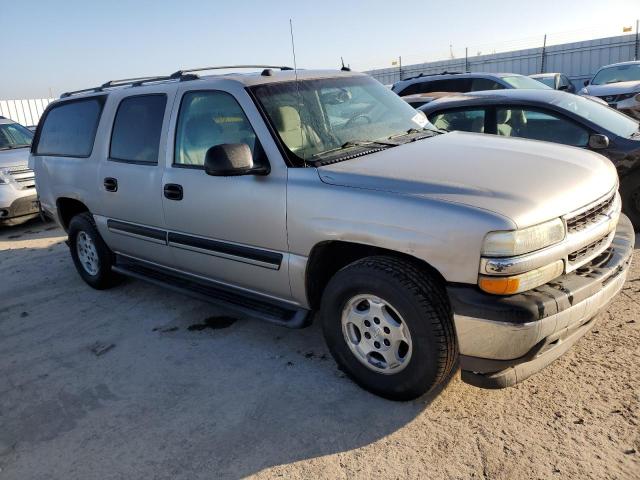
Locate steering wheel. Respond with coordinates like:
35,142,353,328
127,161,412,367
345,113,372,128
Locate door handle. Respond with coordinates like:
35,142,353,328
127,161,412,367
164,183,183,201
104,177,118,192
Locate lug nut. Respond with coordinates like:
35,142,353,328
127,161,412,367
374,341,380,349
374,317,380,324
383,327,390,334
364,320,371,327
383,339,390,346
364,332,371,339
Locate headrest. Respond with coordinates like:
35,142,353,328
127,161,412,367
497,109,511,124
274,106,301,132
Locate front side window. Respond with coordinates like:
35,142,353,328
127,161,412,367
500,75,551,89
591,63,640,85
0,122,33,150
252,75,436,162
175,91,259,166
110,94,166,163
531,76,556,88
35,97,104,157
495,107,589,146
429,108,486,133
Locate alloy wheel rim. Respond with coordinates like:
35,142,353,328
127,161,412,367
340,294,413,374
76,231,100,276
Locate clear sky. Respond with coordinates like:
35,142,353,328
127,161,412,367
1,0,638,99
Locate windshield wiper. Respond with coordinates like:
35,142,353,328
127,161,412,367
388,128,440,142
312,139,397,158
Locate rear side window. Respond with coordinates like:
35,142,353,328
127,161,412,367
399,78,472,96
35,97,104,157
110,94,166,163
471,78,504,91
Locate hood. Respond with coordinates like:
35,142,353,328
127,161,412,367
317,132,617,228
0,147,30,168
585,80,640,96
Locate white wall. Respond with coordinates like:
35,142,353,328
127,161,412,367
0,98,55,127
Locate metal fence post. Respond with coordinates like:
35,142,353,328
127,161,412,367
635,19,639,60
540,34,547,73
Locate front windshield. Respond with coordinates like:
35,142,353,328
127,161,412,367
551,93,638,138
501,75,551,89
0,122,33,150
252,75,436,162
532,76,555,88
591,63,640,85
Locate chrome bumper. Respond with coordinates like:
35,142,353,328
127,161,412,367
448,214,634,388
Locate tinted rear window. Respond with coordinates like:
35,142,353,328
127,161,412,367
398,78,471,96
35,97,104,157
110,94,166,163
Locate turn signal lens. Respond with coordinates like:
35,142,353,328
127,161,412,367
479,260,564,295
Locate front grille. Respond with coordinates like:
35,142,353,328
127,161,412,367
565,195,614,233
7,166,35,189
597,92,636,103
568,234,609,263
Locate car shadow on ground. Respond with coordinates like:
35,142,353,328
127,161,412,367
0,226,456,479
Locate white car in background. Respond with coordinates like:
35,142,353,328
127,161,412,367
0,116,38,225
580,61,640,119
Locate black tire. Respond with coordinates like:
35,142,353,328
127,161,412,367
68,212,119,289
320,256,457,401
620,171,640,232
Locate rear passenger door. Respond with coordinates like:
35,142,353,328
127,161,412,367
94,90,175,265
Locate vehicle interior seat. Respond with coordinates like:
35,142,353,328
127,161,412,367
274,105,323,156
179,114,223,165
497,109,512,136
509,108,528,135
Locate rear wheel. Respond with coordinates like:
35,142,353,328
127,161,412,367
621,171,640,232
68,212,120,289
320,256,457,400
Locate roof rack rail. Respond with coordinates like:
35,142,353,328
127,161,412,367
60,74,184,98
401,70,465,82
169,64,293,78
60,65,295,99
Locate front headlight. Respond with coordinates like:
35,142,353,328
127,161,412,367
479,260,564,295
482,218,566,257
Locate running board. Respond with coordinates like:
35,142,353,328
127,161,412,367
112,256,311,328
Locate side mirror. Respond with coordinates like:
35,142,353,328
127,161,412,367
204,143,268,176
558,84,569,91
588,134,609,149
583,79,590,87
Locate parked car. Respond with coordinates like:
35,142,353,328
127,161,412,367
391,71,551,96
580,61,640,119
529,72,576,93
420,89,640,229
0,116,38,225
400,92,456,108
31,67,633,400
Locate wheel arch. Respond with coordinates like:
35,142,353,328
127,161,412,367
305,240,447,310
56,197,90,231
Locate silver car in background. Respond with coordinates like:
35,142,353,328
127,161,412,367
580,61,640,119
0,116,38,225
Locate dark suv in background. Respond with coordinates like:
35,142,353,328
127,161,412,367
391,72,551,96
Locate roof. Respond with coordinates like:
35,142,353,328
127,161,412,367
393,71,525,88
599,60,640,69
419,88,571,111
59,68,363,99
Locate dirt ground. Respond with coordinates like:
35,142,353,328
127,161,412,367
0,218,638,480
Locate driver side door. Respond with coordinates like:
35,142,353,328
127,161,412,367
161,87,292,301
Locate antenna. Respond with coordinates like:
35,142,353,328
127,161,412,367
289,18,307,166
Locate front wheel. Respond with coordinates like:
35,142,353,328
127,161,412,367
620,171,640,232
320,256,457,400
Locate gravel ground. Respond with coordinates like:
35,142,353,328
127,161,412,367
0,219,638,480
